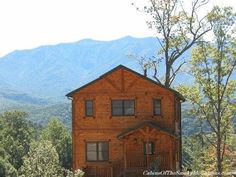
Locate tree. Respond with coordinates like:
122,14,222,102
65,169,84,177
132,0,213,87
178,6,236,176
0,147,18,177
20,140,62,177
41,119,72,170
0,111,34,170
183,135,207,172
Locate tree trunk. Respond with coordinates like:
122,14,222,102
216,134,223,177
165,63,171,88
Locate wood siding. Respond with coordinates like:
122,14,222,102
70,67,183,176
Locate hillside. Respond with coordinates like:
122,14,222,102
3,102,71,128
3,36,232,133
0,37,160,100
0,36,192,129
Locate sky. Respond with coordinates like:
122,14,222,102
0,0,235,57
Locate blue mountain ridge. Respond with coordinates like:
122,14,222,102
0,36,191,103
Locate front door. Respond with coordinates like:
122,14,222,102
126,140,145,168
144,141,160,170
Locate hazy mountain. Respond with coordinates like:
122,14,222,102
0,36,234,131
0,36,192,108
0,36,163,100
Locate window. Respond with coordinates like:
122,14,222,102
144,142,155,155
112,100,123,116
86,142,109,161
153,99,161,115
85,100,93,116
112,100,135,116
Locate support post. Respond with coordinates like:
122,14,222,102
124,140,127,177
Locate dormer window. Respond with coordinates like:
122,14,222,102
112,100,135,116
85,100,93,117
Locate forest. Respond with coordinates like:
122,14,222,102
0,111,75,177
0,108,235,176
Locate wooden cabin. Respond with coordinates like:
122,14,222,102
66,65,185,177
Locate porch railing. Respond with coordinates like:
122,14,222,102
84,152,170,177
83,165,112,177
126,152,170,170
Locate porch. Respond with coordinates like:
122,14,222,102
84,121,176,177
84,152,169,177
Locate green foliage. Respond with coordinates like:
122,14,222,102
1,103,71,128
0,111,34,170
20,140,62,177
183,135,214,175
0,147,18,177
183,134,236,175
0,110,72,175
41,119,72,169
65,169,84,177
27,103,71,128
133,0,212,87
178,5,236,174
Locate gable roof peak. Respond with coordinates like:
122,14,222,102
66,64,185,101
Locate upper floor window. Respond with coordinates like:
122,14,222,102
112,100,135,116
153,99,161,115
86,141,109,161
85,100,93,117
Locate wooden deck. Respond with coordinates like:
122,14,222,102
84,153,169,177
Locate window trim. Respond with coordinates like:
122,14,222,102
153,99,162,116
85,141,109,162
85,100,94,117
111,99,135,116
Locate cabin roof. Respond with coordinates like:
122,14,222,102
117,120,177,139
65,65,185,101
